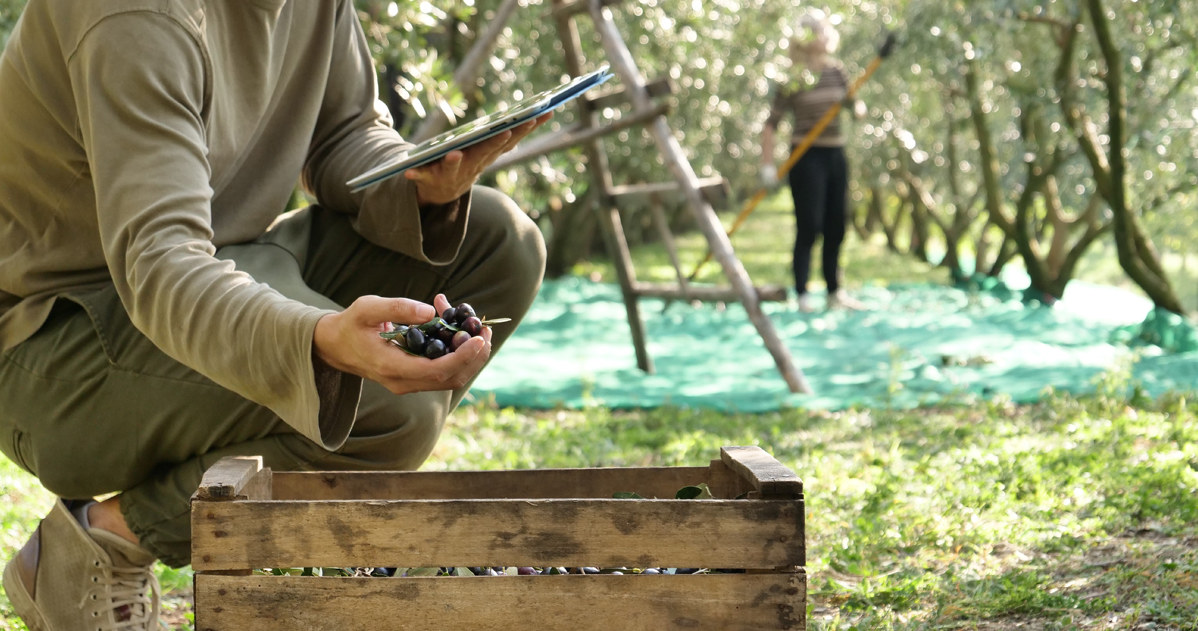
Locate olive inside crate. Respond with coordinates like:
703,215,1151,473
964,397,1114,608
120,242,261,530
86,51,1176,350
190,446,806,630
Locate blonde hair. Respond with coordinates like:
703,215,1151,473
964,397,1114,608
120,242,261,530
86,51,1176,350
789,8,840,56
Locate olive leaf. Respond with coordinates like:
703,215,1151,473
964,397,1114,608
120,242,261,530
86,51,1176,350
674,483,714,500
379,324,409,340
388,338,423,357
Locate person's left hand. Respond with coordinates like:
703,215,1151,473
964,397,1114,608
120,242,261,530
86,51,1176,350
404,112,553,206
846,97,867,119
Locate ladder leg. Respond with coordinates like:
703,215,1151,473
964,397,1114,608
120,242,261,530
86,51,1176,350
587,0,811,393
553,0,655,373
594,201,654,373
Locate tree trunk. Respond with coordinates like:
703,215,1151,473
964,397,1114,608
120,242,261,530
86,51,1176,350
1083,0,1185,313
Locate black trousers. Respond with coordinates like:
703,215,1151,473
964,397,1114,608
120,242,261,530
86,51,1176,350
787,145,848,296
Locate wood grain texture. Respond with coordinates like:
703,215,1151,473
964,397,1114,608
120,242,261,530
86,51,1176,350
267,465,715,501
191,498,804,571
720,446,803,499
191,448,807,629
195,572,807,631
193,456,268,501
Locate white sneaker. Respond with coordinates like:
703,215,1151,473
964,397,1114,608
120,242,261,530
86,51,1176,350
796,293,815,313
827,290,865,311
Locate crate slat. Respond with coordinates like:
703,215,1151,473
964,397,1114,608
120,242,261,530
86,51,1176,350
194,455,270,501
268,465,716,500
191,498,804,571
720,446,803,498
194,572,807,631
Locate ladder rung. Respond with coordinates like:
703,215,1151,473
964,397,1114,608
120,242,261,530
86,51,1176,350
587,77,674,110
607,177,729,206
551,0,625,19
486,102,670,172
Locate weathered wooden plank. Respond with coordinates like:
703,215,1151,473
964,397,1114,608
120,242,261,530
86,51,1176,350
268,466,714,501
706,459,758,500
193,456,269,501
720,446,803,499
195,572,806,631
191,498,804,571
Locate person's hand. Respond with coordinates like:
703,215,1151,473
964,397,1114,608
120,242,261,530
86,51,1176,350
313,293,492,395
844,96,867,119
759,165,779,190
404,112,553,206
854,99,867,119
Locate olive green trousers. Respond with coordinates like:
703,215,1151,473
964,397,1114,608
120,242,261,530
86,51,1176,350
0,187,546,567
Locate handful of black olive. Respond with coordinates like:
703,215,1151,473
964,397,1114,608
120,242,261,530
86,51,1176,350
379,302,509,359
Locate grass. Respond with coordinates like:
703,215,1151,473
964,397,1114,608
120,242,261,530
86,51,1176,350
426,389,1198,630
3,388,1197,630
2,192,1196,629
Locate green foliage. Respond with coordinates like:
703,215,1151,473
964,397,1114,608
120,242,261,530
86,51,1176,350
7,0,1196,308
849,0,1198,307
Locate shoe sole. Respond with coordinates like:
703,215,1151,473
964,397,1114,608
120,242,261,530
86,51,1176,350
2,557,47,631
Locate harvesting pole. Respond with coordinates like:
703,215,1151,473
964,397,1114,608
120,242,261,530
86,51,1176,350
685,30,899,283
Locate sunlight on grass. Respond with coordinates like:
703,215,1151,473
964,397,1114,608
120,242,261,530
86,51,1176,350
431,384,1198,629
1,381,1194,629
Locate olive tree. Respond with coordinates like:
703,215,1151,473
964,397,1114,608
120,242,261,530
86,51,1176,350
848,0,1192,312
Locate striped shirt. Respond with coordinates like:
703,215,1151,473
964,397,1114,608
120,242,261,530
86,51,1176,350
765,64,849,148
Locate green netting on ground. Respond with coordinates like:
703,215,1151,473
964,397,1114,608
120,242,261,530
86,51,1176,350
468,276,1198,411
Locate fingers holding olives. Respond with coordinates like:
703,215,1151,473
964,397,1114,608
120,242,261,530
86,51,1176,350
381,301,505,359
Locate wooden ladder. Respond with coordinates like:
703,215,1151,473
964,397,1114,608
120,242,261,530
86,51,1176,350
442,0,812,394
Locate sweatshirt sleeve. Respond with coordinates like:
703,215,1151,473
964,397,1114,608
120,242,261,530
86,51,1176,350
301,0,469,265
68,13,356,450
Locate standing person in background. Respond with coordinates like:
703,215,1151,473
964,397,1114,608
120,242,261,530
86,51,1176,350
761,9,865,312
0,1,548,629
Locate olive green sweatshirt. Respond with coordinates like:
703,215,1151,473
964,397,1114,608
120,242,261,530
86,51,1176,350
0,0,468,449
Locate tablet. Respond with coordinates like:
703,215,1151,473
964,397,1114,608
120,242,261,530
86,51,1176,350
348,65,615,192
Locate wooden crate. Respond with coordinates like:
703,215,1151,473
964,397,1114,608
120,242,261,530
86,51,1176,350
190,446,805,630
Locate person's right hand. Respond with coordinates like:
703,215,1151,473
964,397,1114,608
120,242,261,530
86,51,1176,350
312,294,492,395
405,113,553,207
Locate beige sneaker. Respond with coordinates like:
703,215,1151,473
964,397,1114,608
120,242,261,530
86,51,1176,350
827,290,866,311
796,293,815,313
2,499,160,630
